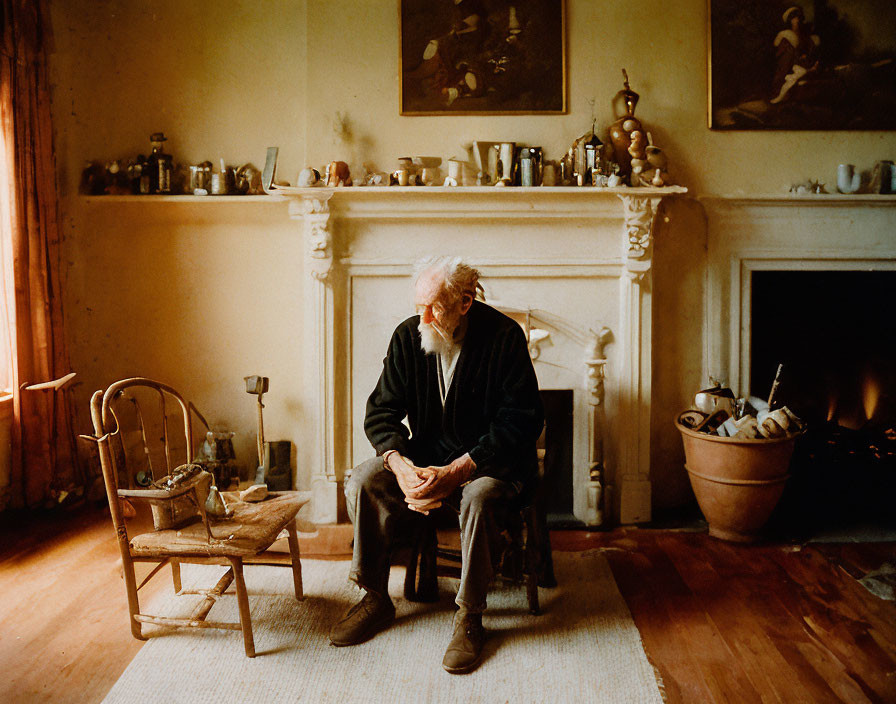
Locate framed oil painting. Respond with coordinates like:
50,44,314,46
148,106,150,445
399,0,567,115
708,0,896,129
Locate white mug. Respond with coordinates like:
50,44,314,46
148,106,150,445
837,164,861,194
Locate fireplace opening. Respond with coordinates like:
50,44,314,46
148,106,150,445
750,270,896,535
539,390,579,527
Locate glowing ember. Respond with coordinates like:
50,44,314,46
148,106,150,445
862,376,880,421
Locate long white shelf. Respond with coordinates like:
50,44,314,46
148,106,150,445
82,185,688,204
81,195,285,203
699,193,896,205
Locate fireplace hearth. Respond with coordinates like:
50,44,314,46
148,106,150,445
751,270,896,535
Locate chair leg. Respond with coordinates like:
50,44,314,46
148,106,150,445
122,555,146,640
404,519,439,602
403,535,421,600
286,521,304,600
171,559,182,593
417,525,439,601
229,557,256,657
533,495,557,589
526,566,540,615
525,506,541,615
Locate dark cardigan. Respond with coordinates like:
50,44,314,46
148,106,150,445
364,300,544,486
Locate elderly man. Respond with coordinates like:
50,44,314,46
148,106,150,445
330,256,544,673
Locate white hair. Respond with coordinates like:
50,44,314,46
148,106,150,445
412,255,484,304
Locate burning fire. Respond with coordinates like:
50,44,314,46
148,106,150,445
826,394,838,423
862,375,880,422
826,374,881,428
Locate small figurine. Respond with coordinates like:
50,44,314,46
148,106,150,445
326,160,352,187
627,130,646,160
104,160,131,195
127,157,146,194
365,172,390,186
627,130,648,186
641,134,673,187
79,161,106,195
235,164,263,194
297,167,321,187
789,179,827,194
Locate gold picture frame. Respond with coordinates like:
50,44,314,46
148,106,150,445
399,0,567,116
708,0,896,130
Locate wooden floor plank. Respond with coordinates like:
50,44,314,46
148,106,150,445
764,547,896,702
659,535,835,704
601,545,714,704
602,535,762,704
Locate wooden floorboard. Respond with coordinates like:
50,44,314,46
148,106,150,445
592,531,896,704
1,508,894,703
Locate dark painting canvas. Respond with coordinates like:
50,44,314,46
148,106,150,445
709,0,896,129
400,0,566,115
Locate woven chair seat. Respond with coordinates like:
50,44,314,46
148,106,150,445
130,491,309,558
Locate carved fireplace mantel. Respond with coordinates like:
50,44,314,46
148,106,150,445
273,185,686,525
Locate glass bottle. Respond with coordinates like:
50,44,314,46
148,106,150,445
146,132,173,194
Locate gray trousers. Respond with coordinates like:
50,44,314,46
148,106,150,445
345,456,517,612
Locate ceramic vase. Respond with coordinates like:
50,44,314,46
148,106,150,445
676,417,800,542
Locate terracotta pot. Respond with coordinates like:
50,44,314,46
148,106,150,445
676,418,800,542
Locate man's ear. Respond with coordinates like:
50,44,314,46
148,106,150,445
459,292,474,316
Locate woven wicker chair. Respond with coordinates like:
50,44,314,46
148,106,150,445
83,377,308,657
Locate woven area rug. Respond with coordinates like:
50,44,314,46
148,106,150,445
103,551,663,704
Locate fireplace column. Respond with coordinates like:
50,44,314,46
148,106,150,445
289,192,339,523
584,327,612,525
616,194,662,523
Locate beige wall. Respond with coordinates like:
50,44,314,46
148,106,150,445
49,1,895,512
50,0,309,482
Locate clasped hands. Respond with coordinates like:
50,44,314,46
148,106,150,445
386,452,476,515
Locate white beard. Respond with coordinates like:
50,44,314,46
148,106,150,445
418,320,454,356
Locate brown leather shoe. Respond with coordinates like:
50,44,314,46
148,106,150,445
329,591,395,646
442,610,484,674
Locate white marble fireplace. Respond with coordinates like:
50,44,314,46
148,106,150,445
276,186,686,525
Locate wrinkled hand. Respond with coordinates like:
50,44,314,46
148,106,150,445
387,453,430,494
404,454,476,508
386,453,441,514
404,496,442,514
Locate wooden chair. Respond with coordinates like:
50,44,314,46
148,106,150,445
83,377,308,657
404,461,556,615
